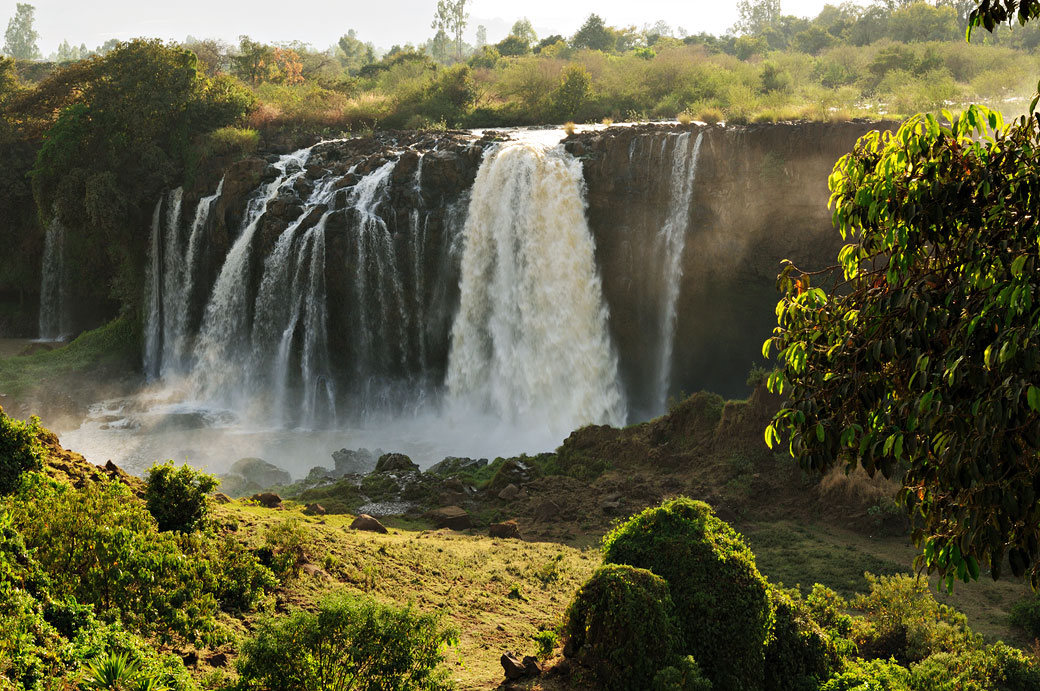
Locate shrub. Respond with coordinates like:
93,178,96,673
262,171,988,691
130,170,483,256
236,591,457,691
0,408,43,495
765,587,838,691
820,658,911,691
602,497,772,691
203,126,259,157
262,518,315,578
8,476,219,642
144,461,219,533
565,564,680,691
1009,593,1040,639
533,629,558,659
652,656,712,691
850,574,972,665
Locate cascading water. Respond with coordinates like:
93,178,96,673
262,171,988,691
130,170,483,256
653,131,704,413
190,147,314,410
38,215,71,340
143,181,224,379
446,141,626,437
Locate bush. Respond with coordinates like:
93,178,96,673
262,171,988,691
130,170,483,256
820,658,911,691
203,126,260,157
652,656,712,691
602,497,772,691
236,591,457,691
1009,593,1040,639
850,574,972,665
565,564,680,691
0,409,43,495
262,518,315,578
8,476,219,642
765,587,838,691
144,461,219,533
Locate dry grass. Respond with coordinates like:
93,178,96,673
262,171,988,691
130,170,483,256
817,466,900,507
213,502,598,690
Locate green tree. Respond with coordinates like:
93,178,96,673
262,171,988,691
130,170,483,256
733,0,782,36
475,24,487,48
509,18,538,51
572,14,614,51
431,0,468,61
764,104,1040,588
551,64,592,119
336,29,375,75
3,3,40,60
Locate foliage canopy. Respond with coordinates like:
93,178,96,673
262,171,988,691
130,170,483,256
765,102,1040,587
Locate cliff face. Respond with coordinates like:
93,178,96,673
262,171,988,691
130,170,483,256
571,121,895,416
145,121,894,424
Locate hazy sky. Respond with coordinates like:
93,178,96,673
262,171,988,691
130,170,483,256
5,1,868,56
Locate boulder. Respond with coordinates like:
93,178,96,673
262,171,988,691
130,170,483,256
533,499,561,523
251,492,283,509
205,652,228,668
427,456,487,476
303,503,327,516
211,492,232,504
523,655,543,676
375,452,419,474
426,505,472,530
230,458,291,488
300,563,331,579
350,514,389,534
332,447,378,476
489,520,522,540
489,459,535,492
497,483,520,501
501,652,526,680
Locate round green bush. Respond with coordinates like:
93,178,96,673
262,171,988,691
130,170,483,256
144,461,219,533
565,563,680,691
602,497,772,691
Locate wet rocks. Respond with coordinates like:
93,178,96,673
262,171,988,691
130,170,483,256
427,456,487,476
331,447,379,476
350,514,389,533
375,452,419,473
229,457,291,488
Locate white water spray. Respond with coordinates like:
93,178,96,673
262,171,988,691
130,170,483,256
446,141,626,436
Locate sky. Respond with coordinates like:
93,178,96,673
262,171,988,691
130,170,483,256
4,1,867,56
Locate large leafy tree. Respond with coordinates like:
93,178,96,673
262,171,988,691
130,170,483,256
765,103,1040,588
30,39,254,312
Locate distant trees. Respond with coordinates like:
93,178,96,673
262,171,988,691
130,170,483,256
572,14,614,51
431,0,469,61
3,3,40,60
337,29,375,74
733,0,782,36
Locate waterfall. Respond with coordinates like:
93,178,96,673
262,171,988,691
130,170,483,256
38,215,71,340
143,181,224,380
250,169,344,428
446,141,626,435
190,147,314,409
653,131,704,413
143,198,164,376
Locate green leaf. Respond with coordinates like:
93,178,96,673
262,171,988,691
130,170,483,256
815,423,825,442
1028,385,1040,412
